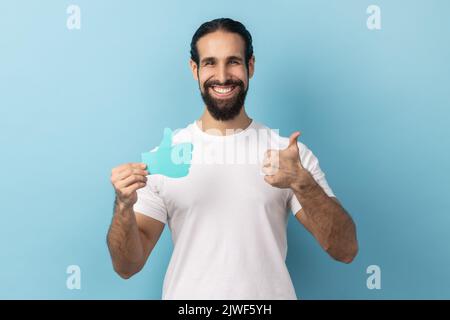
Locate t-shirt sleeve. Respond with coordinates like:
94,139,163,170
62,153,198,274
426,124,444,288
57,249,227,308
288,142,336,216
133,174,168,224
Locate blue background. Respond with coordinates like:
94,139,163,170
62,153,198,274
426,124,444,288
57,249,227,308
1,0,449,299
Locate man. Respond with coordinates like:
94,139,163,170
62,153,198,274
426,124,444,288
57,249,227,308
107,18,358,300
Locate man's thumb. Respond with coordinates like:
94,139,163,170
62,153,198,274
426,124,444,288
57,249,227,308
288,131,301,149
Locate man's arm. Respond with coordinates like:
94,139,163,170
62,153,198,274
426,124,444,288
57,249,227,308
291,171,358,263
262,132,358,264
107,162,165,279
107,200,165,278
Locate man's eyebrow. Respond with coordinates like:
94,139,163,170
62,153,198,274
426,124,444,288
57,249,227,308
227,56,244,61
200,57,216,64
200,56,244,64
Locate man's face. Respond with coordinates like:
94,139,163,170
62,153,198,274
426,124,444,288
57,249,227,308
190,31,255,121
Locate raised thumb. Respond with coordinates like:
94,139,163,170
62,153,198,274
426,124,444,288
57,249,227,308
288,131,301,149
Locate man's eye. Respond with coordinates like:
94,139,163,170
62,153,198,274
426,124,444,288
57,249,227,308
204,61,213,66
230,60,239,65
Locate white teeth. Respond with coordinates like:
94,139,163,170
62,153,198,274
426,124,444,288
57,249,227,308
212,86,233,94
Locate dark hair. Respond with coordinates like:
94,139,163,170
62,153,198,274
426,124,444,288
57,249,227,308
190,18,253,69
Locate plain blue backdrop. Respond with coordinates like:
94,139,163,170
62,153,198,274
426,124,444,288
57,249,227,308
1,0,449,299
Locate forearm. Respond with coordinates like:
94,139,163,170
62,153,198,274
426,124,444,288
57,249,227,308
291,170,358,263
107,198,145,277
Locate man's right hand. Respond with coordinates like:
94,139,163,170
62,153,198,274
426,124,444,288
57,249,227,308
110,162,149,208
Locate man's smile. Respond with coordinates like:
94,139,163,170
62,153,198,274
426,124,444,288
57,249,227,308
209,85,238,98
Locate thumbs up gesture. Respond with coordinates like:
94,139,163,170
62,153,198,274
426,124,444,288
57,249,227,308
262,131,305,188
141,128,193,178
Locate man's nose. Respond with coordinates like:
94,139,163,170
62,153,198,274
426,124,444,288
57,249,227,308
216,63,230,84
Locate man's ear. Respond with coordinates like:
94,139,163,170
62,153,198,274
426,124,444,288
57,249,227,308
248,55,255,79
189,59,199,81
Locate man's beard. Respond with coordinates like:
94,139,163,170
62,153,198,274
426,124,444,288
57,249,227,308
200,78,248,121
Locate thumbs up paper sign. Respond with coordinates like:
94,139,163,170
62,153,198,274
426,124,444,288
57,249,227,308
141,128,193,178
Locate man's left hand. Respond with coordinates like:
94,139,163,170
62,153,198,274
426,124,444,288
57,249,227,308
262,131,309,189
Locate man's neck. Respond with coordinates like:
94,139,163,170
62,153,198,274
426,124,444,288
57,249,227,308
197,107,252,136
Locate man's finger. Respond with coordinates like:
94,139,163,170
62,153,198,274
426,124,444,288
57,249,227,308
265,149,279,158
117,174,148,188
262,166,272,175
113,162,146,174
288,131,301,148
264,175,275,185
262,165,278,175
262,156,271,167
122,182,146,196
112,168,148,183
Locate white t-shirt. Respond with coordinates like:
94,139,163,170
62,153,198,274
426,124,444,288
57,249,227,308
133,120,335,300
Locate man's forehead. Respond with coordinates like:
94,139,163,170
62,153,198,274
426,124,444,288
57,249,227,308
197,31,245,59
